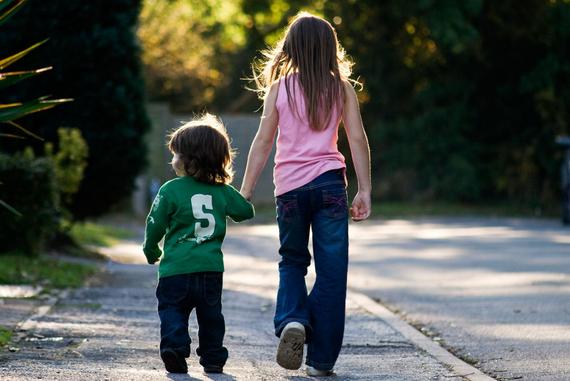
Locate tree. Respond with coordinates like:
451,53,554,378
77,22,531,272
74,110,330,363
138,0,314,112
137,0,570,208
0,0,150,218
324,0,569,206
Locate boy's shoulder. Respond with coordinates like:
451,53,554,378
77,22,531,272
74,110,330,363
160,176,228,194
159,177,184,191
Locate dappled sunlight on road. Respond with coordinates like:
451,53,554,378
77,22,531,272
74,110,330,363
471,323,570,342
96,242,148,265
227,223,279,238
91,218,569,380
348,219,570,244
336,218,570,380
223,254,278,300
349,266,570,297
345,219,569,297
0,285,42,298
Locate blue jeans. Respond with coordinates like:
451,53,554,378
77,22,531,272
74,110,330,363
156,272,228,368
274,169,349,371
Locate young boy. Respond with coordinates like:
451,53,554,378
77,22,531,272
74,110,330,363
143,114,254,374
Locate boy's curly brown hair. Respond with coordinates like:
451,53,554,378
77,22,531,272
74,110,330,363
167,114,234,185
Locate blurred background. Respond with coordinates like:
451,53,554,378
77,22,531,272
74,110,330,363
0,0,569,257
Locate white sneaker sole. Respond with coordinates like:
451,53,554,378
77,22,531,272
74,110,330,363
306,366,334,377
276,324,305,370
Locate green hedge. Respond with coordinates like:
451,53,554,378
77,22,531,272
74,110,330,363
0,153,59,256
0,0,150,218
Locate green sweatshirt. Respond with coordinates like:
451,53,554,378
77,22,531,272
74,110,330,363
143,176,254,278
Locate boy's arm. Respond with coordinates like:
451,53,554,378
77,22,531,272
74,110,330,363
342,81,372,221
240,82,279,200
226,185,255,222
143,188,173,264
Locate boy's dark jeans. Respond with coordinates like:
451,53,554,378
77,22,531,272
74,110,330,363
156,272,228,368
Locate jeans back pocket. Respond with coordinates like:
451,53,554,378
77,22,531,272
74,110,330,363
322,188,348,219
276,194,299,223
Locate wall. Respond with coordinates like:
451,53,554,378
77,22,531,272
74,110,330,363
133,103,275,215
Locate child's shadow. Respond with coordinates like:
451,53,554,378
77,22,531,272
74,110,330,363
166,374,198,381
203,373,237,381
166,373,237,381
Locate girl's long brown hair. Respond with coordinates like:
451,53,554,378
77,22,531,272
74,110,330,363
252,12,356,131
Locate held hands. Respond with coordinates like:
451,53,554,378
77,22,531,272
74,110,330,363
240,188,253,202
350,191,371,221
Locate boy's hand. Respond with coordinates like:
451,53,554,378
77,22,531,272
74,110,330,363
350,191,371,221
143,247,161,264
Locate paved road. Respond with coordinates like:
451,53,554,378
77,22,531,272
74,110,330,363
225,218,570,381
0,238,461,380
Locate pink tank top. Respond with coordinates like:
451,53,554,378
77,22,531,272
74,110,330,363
273,75,346,196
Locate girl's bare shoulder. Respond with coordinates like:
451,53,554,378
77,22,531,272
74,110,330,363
265,80,280,106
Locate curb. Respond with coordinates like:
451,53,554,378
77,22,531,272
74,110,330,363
348,291,497,381
14,289,69,341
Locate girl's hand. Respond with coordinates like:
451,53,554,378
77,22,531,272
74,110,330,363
240,189,253,201
350,191,371,221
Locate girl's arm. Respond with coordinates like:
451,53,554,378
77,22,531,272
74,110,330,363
342,81,372,221
240,82,279,200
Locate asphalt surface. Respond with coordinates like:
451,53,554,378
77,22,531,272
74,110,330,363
225,218,570,381
0,236,462,380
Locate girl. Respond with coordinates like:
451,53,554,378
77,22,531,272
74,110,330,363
240,12,371,377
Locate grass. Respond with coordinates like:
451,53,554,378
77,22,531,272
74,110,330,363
0,221,132,290
0,253,97,289
69,221,135,247
0,326,12,347
372,201,559,218
371,201,558,218
250,200,559,221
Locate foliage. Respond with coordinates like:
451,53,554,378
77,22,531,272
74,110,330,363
138,0,240,110
0,1,72,137
0,253,96,288
323,0,570,206
138,0,314,112
70,222,135,247
142,0,569,208
0,0,150,218
44,128,88,207
0,152,59,256
0,0,71,216
0,326,12,347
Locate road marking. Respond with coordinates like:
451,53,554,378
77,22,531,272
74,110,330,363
349,291,497,381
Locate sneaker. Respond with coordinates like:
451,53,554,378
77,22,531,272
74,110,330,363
160,349,188,374
203,365,224,374
276,322,306,370
306,365,334,377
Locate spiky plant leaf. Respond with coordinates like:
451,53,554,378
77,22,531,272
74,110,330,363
0,67,51,89
0,0,27,27
0,97,73,122
0,39,48,70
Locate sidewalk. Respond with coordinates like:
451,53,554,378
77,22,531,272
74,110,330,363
1,242,479,380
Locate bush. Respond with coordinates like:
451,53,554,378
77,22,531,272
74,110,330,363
0,0,150,218
0,152,60,256
44,127,88,207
